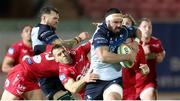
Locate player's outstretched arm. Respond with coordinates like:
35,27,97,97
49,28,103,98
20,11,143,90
52,32,90,48
2,57,14,73
63,71,99,94
96,46,136,63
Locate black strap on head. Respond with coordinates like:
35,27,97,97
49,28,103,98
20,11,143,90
33,45,46,55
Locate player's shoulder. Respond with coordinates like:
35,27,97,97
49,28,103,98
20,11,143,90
120,25,129,34
33,24,53,34
10,40,23,48
38,24,54,31
151,36,161,43
94,22,109,35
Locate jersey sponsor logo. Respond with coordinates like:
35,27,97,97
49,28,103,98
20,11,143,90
152,44,159,48
27,58,33,64
22,55,30,61
59,74,66,81
16,84,26,95
13,74,20,85
94,37,107,41
86,95,92,100
81,63,90,76
8,48,14,54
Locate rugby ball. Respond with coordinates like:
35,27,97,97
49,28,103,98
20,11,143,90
117,44,133,68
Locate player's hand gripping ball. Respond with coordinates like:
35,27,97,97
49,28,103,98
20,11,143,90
118,44,134,68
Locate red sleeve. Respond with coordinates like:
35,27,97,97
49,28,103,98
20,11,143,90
150,40,164,53
77,41,91,55
5,43,20,60
59,66,71,85
138,45,147,64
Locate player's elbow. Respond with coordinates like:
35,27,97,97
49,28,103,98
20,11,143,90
67,88,78,94
1,66,5,72
157,51,166,63
2,66,9,73
65,85,79,94
98,54,108,62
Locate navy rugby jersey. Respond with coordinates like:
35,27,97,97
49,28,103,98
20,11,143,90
90,22,136,80
92,22,136,53
31,24,59,49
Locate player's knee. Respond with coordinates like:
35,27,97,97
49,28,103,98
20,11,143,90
140,88,157,100
146,90,157,100
103,84,122,100
104,92,122,100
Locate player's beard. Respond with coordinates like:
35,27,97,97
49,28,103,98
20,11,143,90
28,39,32,43
108,24,121,33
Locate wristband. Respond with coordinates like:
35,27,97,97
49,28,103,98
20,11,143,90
74,37,82,43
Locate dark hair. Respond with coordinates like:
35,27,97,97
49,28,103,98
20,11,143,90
137,17,151,26
40,6,59,16
20,25,32,33
51,44,63,53
105,8,122,18
123,14,136,26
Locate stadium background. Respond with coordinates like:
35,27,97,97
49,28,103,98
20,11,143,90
0,0,180,99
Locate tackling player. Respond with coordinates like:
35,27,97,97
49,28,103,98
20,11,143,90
85,8,137,100
52,41,99,99
1,45,67,100
31,6,89,100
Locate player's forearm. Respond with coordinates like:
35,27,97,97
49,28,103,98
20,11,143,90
96,47,129,63
52,37,80,48
2,65,13,73
63,38,80,48
100,52,129,63
2,57,14,73
65,79,86,94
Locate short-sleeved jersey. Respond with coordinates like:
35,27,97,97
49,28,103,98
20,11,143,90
21,51,59,80
91,22,137,81
4,64,40,98
8,45,59,81
4,47,59,98
122,45,146,100
31,24,59,49
5,41,34,66
139,36,165,83
59,42,91,99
